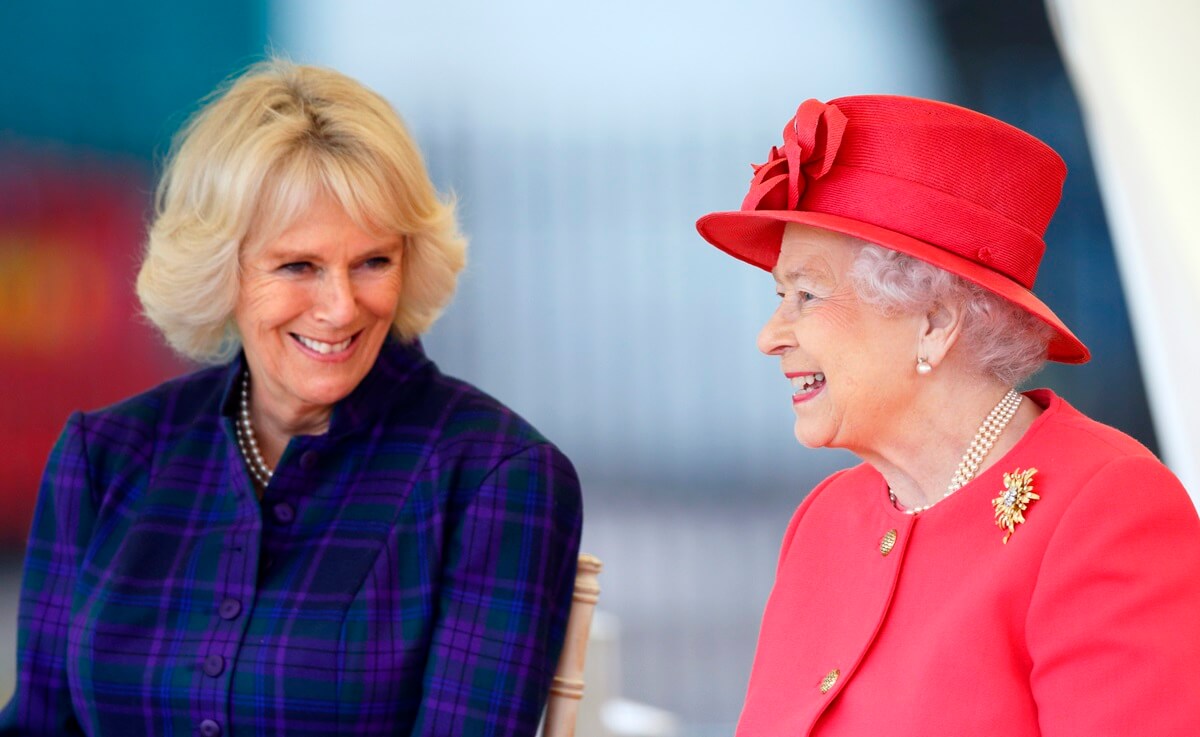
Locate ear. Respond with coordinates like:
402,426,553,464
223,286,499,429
916,297,966,369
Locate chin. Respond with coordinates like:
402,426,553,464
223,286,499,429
792,421,835,449
296,379,359,409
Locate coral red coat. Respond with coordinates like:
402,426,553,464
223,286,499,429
739,390,1200,736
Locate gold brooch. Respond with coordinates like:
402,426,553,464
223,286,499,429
992,468,1039,544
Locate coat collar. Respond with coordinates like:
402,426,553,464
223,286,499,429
218,335,433,439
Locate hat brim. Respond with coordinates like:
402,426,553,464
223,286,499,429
696,209,1090,364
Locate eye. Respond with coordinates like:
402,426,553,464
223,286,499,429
778,289,815,303
278,261,313,275
362,256,392,270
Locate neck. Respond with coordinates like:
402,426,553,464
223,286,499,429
861,374,1039,511
245,378,333,469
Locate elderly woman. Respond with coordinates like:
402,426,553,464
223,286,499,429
696,96,1200,735
1,61,582,737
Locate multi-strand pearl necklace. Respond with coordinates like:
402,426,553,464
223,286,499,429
889,389,1023,515
234,372,274,487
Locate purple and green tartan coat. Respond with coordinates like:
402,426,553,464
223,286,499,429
1,338,583,736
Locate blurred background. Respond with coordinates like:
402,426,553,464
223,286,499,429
1,0,1192,734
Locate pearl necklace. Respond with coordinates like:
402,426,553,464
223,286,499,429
889,389,1023,515
234,372,274,487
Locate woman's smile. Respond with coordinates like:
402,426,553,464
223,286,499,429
758,225,921,451
292,331,360,359
787,371,826,404
235,193,404,435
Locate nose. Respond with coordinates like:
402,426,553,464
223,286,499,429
757,305,796,356
313,270,357,326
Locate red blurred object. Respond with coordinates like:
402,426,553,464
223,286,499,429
0,142,186,546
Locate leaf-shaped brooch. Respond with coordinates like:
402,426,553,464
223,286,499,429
992,468,1039,544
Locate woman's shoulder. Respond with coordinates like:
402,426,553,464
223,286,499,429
1009,389,1194,534
1020,389,1181,490
42,364,233,513
368,340,556,455
419,368,560,456
74,362,232,459
1028,388,1157,459
389,368,581,503
83,363,230,429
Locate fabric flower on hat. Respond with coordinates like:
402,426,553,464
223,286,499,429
741,99,848,212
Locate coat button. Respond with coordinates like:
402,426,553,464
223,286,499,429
299,450,318,470
203,654,225,677
218,598,242,620
272,501,295,524
199,719,222,737
880,529,898,556
819,668,840,694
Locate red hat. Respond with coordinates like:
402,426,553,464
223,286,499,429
695,95,1089,364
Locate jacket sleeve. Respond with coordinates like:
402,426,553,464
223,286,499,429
0,413,95,736
1027,455,1200,736
409,442,584,737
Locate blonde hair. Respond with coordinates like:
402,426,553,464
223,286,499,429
137,58,466,363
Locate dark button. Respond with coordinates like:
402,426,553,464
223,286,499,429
199,719,222,737
272,501,294,524
203,654,225,677
218,598,242,620
299,450,318,470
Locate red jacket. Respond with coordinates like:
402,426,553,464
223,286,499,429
739,390,1200,736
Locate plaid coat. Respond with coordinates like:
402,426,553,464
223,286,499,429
1,339,583,736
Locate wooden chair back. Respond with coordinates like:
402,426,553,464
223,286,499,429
542,553,603,737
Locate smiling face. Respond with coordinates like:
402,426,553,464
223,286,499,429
234,192,403,434
757,224,923,453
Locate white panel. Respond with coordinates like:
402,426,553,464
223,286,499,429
1048,0,1200,500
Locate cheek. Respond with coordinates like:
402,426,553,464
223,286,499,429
365,276,404,319
816,296,862,332
809,302,870,367
235,281,305,331
820,313,909,398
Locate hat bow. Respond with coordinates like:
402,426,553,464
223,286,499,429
743,99,848,212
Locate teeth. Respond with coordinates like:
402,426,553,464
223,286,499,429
296,334,352,354
790,373,826,395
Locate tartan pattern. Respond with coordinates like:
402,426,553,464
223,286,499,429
1,339,583,736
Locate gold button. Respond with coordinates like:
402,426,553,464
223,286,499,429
880,529,898,556
819,668,840,694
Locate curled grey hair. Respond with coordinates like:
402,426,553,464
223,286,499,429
849,244,1053,386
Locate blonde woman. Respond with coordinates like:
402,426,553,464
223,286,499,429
1,61,582,737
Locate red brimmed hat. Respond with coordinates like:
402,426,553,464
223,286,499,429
695,94,1089,364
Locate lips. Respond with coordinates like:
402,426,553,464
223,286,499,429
787,371,826,402
292,332,356,355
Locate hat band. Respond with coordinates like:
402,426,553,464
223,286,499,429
790,165,1047,288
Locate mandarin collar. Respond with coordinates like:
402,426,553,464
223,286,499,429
327,336,430,437
218,335,432,439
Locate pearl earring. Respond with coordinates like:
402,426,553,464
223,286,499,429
916,357,933,375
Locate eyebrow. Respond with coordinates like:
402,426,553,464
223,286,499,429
771,265,829,284
263,239,402,263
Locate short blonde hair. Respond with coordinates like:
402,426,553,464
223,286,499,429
137,59,466,363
